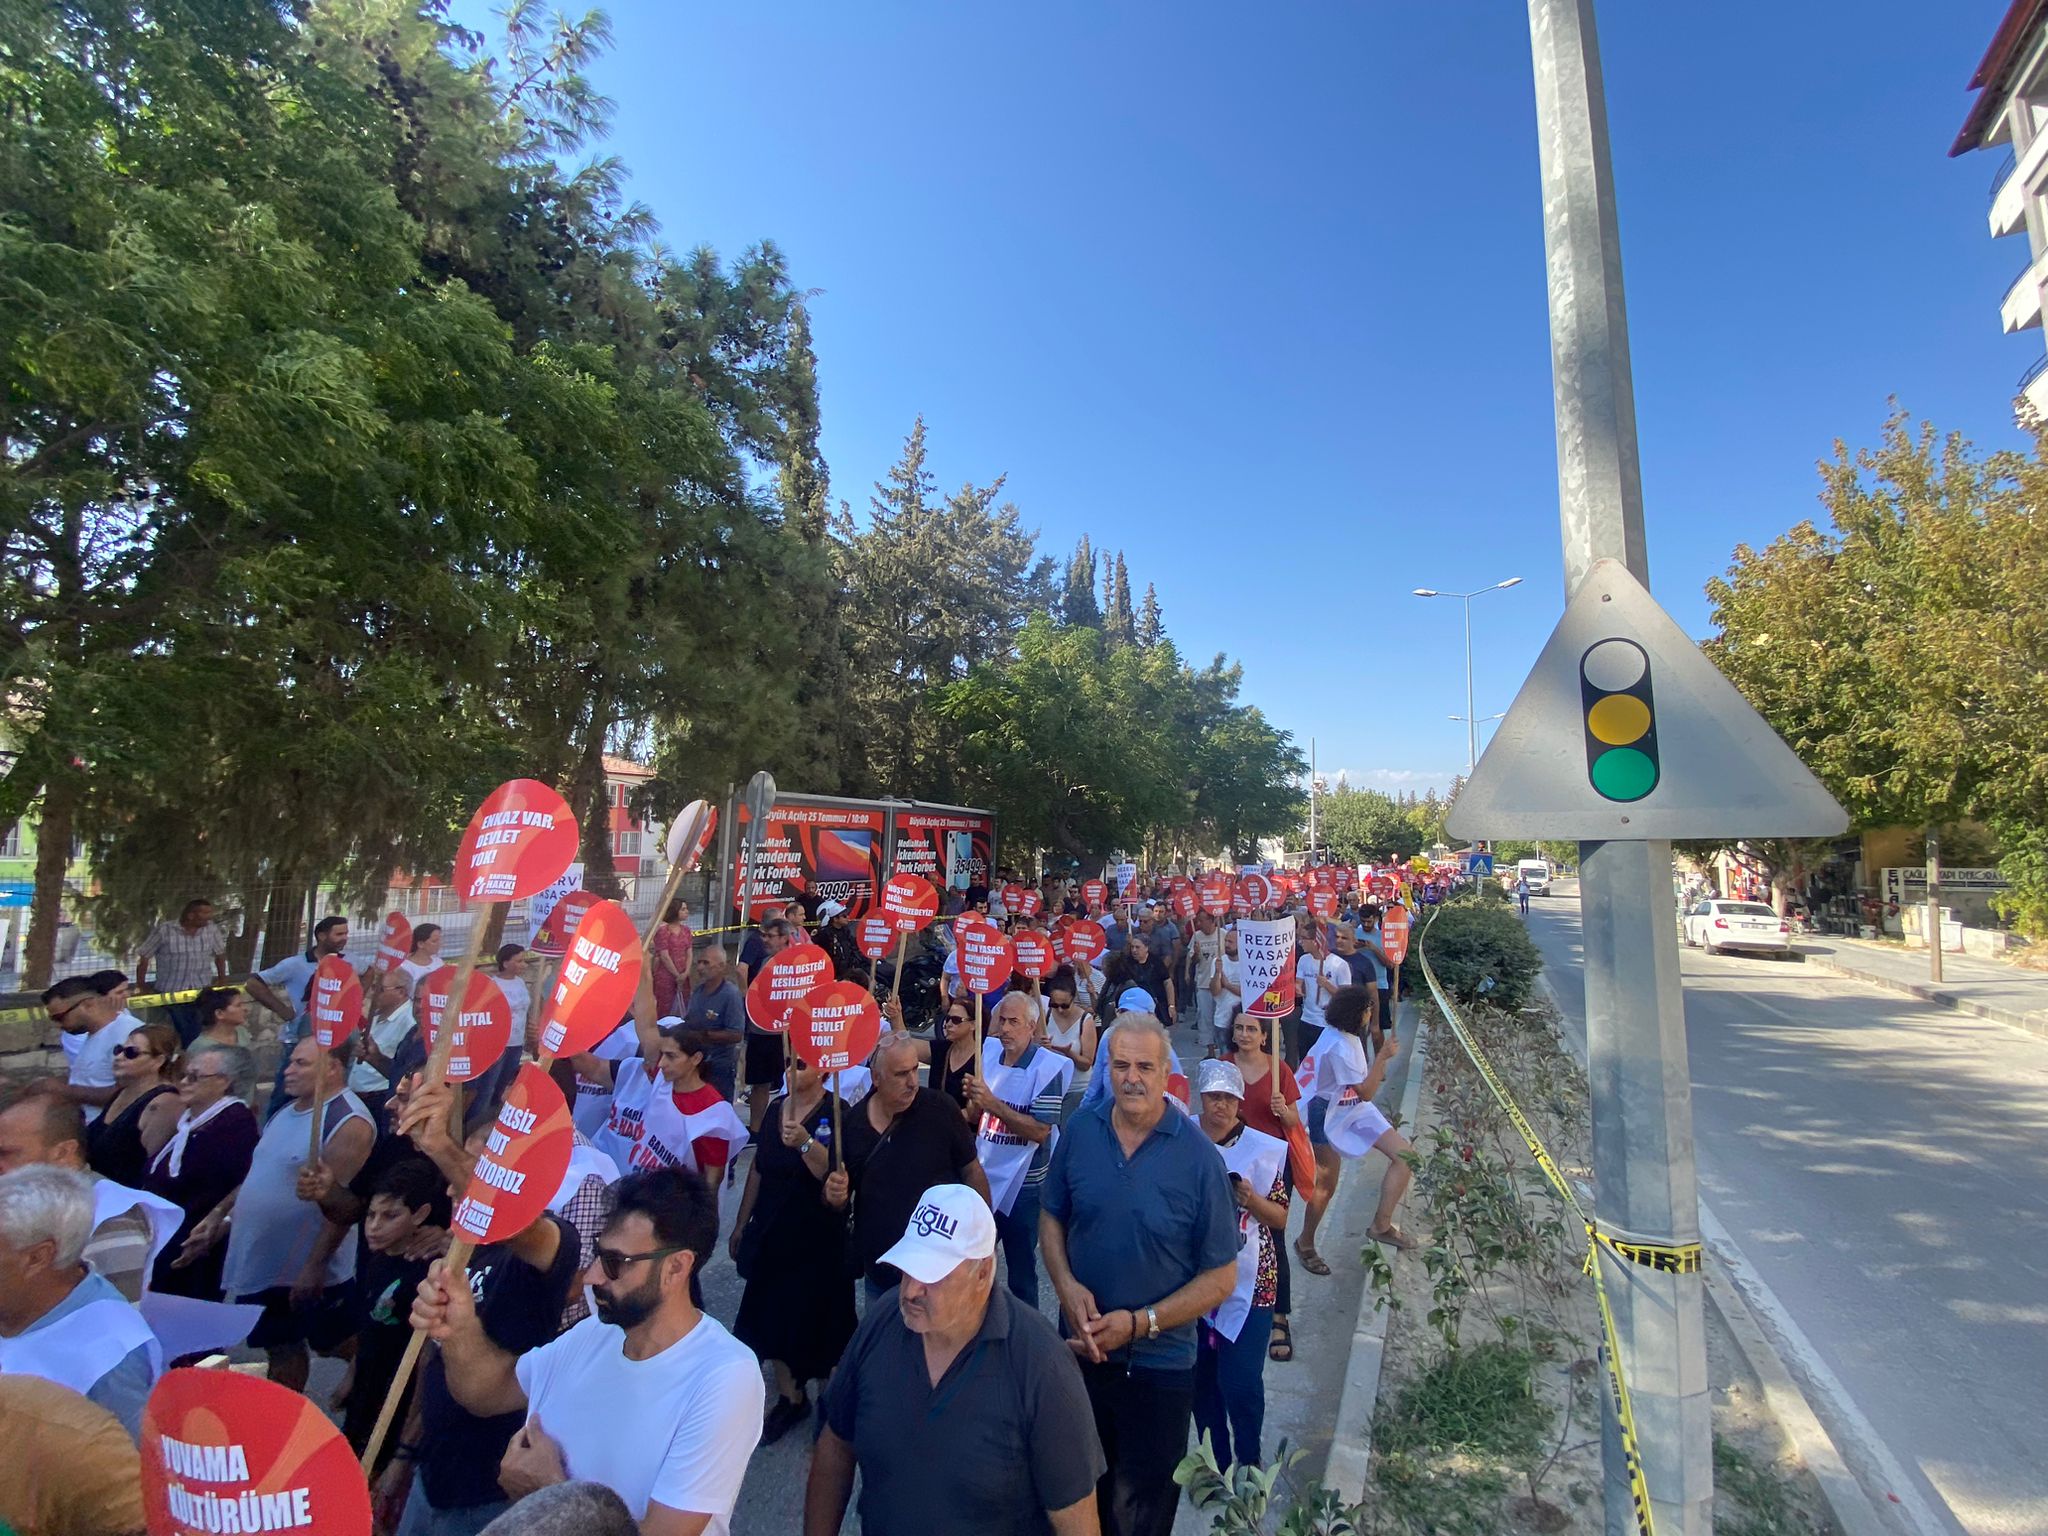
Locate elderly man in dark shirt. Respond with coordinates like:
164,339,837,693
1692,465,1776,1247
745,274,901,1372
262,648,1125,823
805,1183,1103,1536
1040,1015,1237,1536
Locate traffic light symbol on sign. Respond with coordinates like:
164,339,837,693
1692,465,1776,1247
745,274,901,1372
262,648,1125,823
1580,639,1658,803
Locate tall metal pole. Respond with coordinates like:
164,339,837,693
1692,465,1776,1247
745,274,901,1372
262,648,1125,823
1528,3,1710,1534
1462,595,1478,775
1926,824,1944,983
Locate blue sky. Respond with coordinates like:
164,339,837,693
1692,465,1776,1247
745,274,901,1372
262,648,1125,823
479,0,2029,796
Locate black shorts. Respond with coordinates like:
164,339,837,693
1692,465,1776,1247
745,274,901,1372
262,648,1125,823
744,1030,785,1087
239,1282,358,1353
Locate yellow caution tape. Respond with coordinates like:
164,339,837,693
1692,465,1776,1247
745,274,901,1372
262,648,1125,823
1414,911,1703,1536
0,984,233,1030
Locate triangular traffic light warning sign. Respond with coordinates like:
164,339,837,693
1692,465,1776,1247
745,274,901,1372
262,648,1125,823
1446,560,1847,842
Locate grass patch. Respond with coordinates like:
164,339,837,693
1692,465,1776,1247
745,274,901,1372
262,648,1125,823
1713,1438,1820,1536
1375,1342,1545,1461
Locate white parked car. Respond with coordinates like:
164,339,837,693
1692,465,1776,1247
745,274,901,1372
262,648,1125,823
1682,899,1792,956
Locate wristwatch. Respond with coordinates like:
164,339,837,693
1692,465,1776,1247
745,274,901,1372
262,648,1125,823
1144,1306,1160,1341
800,1134,817,1153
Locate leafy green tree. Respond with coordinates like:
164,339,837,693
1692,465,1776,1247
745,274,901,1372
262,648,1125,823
1102,551,1135,647
1705,410,2048,924
1320,788,1424,864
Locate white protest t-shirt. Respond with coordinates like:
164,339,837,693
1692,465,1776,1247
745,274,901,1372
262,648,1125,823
516,1312,764,1531
69,1015,128,1125
1295,954,1332,1028
573,1022,642,1139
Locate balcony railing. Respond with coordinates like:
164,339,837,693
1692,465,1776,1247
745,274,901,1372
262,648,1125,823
2004,252,2044,308
2020,353,2048,391
1991,148,2020,205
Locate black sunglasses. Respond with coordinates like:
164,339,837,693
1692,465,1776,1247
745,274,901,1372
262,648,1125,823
946,1011,971,1023
591,1243,684,1281
114,1044,159,1061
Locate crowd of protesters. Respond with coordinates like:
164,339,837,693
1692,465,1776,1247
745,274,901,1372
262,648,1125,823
0,865,1437,1536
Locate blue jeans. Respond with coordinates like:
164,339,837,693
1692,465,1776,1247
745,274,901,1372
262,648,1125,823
994,1184,1041,1308
395,1483,508,1536
1194,1308,1274,1470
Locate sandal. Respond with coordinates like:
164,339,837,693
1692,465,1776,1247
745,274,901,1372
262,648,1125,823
1368,1224,1419,1251
1294,1241,1332,1276
1268,1315,1293,1362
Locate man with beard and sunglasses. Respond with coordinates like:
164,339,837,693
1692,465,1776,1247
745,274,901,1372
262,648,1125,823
383,1110,581,1536
413,1169,762,1536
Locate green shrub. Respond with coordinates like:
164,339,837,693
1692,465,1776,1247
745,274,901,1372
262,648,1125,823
1407,903,1543,1013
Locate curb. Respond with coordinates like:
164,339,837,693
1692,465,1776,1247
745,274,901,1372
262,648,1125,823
1800,951,2048,1045
1324,999,1430,1505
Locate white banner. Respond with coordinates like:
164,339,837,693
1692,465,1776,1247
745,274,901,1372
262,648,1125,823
1236,917,1297,1020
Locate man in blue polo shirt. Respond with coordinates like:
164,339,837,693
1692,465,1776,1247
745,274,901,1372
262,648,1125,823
1040,1016,1237,1536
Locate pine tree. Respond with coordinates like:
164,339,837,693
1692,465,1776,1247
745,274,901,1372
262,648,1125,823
1061,536,1101,627
1103,552,1136,647
1137,582,1164,648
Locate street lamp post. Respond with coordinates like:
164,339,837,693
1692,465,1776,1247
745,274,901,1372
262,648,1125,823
1413,578,1523,773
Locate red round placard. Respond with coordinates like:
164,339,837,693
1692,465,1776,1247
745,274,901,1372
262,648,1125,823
143,1367,373,1535
878,872,939,934
535,899,643,1060
956,921,1014,995
450,1065,575,1245
1198,872,1233,916
1011,930,1055,980
375,912,412,972
1063,920,1108,966
421,965,514,1083
746,943,834,1032
309,956,363,1051
1235,872,1276,913
531,889,600,958
795,980,883,1074
856,915,894,960
1381,904,1412,965
1081,879,1107,910
453,778,579,903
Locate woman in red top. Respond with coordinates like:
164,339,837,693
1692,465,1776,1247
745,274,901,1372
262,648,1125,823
1228,1011,1305,1361
654,1026,744,1187
650,900,694,1017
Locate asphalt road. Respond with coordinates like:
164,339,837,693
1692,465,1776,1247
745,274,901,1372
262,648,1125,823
1524,883,2048,1536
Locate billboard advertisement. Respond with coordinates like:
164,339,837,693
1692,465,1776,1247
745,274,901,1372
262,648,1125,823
731,797,887,919
889,803,996,895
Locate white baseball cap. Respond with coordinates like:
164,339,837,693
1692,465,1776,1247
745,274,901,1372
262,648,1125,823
878,1183,996,1283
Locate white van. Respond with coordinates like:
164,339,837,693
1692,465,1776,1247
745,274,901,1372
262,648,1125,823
1516,859,1551,896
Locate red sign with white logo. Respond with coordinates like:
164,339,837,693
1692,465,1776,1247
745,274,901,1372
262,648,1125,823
453,778,579,903
1198,872,1233,916
1062,919,1108,967
535,899,643,1060
1011,930,1055,980
1235,872,1276,913
1169,879,1197,922
375,912,412,973
1309,889,1338,919
1081,879,1107,910
878,872,940,935
531,889,600,958
856,914,894,960
796,980,883,1074
1015,888,1043,917
746,943,834,1032
1381,903,1412,965
450,1065,574,1245
309,956,362,1051
143,1368,372,1536
956,921,1015,995
421,966,513,1083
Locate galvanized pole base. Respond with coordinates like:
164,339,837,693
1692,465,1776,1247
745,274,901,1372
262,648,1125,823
1578,838,1713,1535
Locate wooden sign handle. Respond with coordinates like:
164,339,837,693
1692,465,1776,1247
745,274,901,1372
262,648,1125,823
360,1235,477,1473
830,1073,843,1171
420,906,499,1092
888,931,909,1007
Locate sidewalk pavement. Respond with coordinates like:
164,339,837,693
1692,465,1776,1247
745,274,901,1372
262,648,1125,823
1799,933,2048,1043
